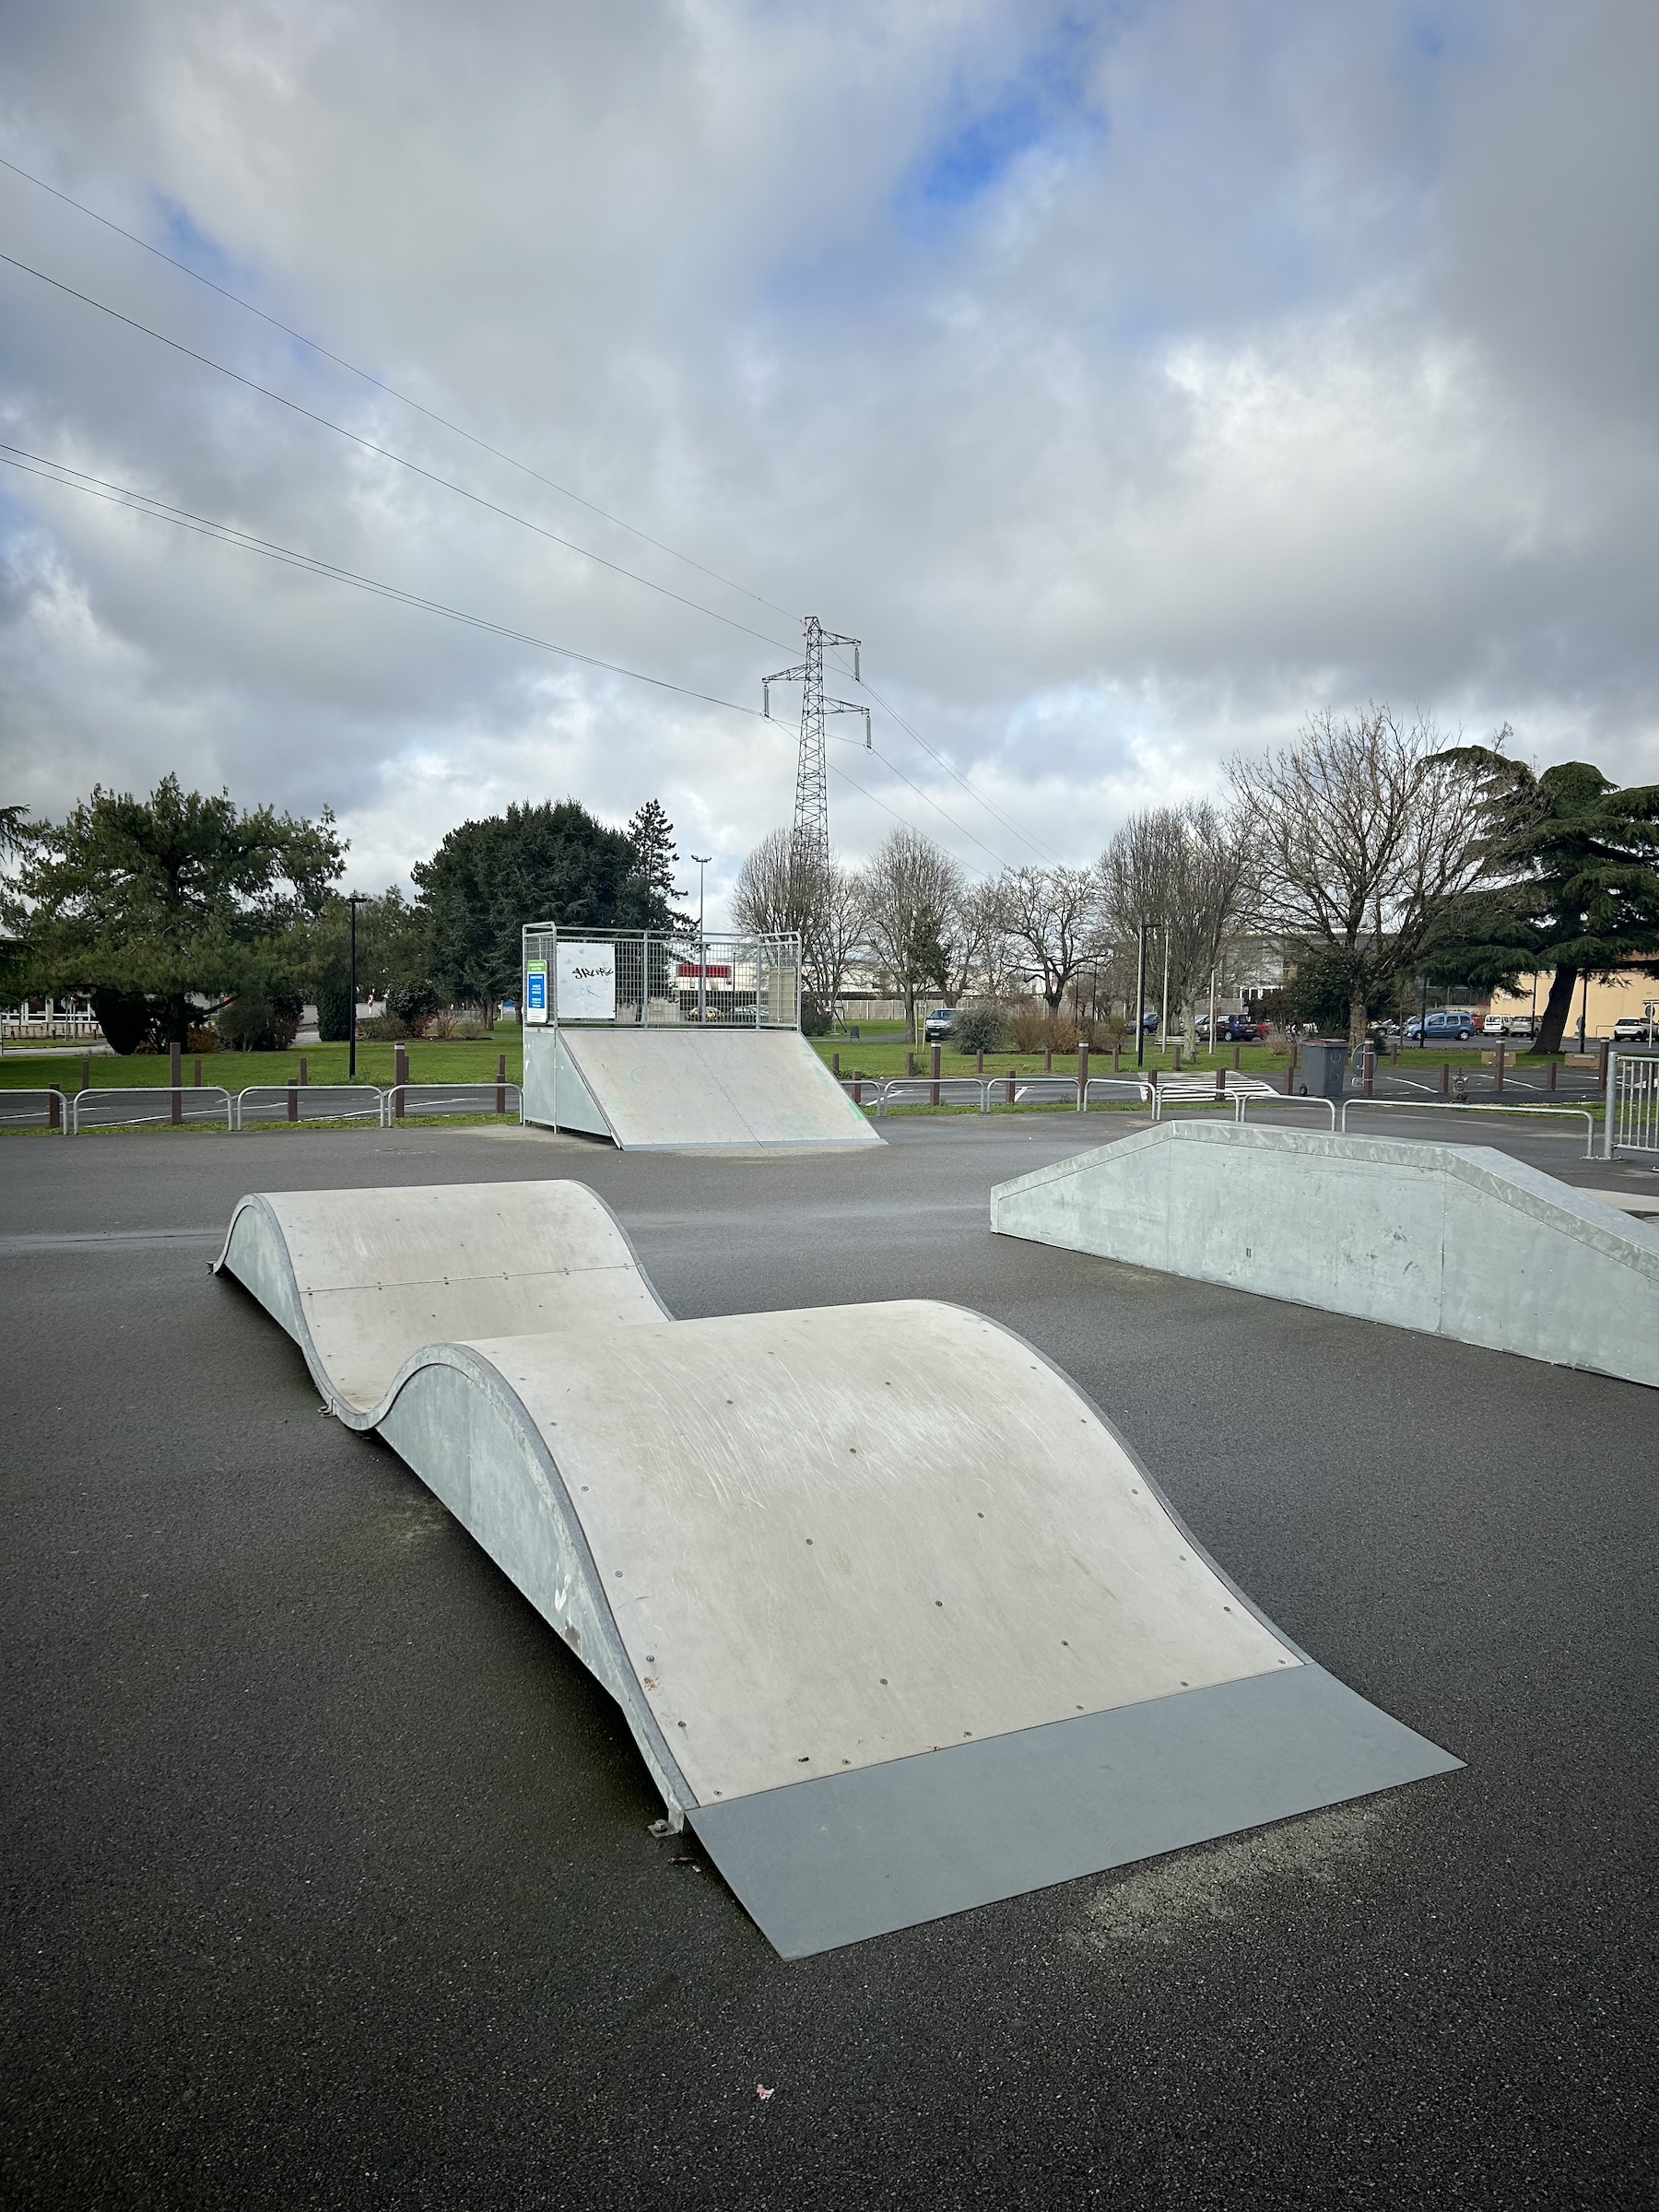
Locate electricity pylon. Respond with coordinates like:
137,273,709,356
763,617,870,866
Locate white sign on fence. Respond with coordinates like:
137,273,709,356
556,942,618,1022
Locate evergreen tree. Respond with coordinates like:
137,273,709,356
626,799,694,931
1429,752,1659,1052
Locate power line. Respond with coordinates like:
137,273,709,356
826,643,1060,864
0,248,803,658
0,150,799,620
0,443,773,720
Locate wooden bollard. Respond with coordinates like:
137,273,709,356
48,1083,62,1131
1547,1059,1557,1092
1231,1042,1241,1071
1172,1042,1182,1073
80,1055,90,1095
976,1048,985,1076
1282,1059,1295,1095
831,1051,841,1078
1005,1068,1016,1105
1441,1062,1451,1096
929,1043,941,1107
1112,1041,1122,1073
286,1077,299,1123
1597,1039,1610,1085
170,1041,182,1125
1077,1041,1089,1111
193,1057,202,1087
906,1051,916,1078
1362,1046,1375,1098
496,1051,507,1114
299,1054,309,1086
1492,1042,1505,1096
394,1043,408,1119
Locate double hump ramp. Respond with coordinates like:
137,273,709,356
218,1177,1457,1955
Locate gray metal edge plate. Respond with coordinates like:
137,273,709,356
688,1664,1463,1959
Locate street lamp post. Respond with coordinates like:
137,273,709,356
689,854,711,1025
1135,922,1148,1067
347,892,367,1081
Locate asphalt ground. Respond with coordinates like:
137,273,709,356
2,1115,1655,2209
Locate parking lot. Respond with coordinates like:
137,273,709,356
4,1113,1656,2208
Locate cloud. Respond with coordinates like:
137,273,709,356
2,0,1655,920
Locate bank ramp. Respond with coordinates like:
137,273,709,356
524,1027,880,1149
991,1122,1659,1389
218,1179,1458,1955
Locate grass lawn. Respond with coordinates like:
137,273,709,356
0,1028,524,1094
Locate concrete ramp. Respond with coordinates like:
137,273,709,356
991,1122,1659,1389
217,1179,1459,1955
524,1026,880,1148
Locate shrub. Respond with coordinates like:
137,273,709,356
801,993,832,1038
185,1026,219,1053
1006,999,1051,1053
218,992,302,1053
952,999,1010,1054
315,979,355,1043
358,1011,409,1041
389,979,441,1034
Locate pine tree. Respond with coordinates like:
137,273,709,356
626,799,694,931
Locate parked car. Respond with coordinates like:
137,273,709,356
1612,1015,1659,1043
1405,1010,1477,1041
923,1006,954,1044
1479,1014,1507,1035
1196,1012,1260,1044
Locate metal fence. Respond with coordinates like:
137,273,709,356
69,1086,235,1134
234,1084,387,1129
522,924,801,1030
0,1088,67,1130
833,1070,1340,1123
385,1082,522,1123
1340,1096,1596,1157
1605,1051,1659,1159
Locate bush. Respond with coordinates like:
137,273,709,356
951,999,1010,1054
389,979,441,1034
185,1026,219,1054
801,993,832,1038
358,1011,410,1041
218,991,302,1053
1006,1000,1051,1053
315,979,355,1043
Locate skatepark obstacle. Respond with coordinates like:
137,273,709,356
990,1122,1659,1389
518,923,878,1148
217,1178,1460,1955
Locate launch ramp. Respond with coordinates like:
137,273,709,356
218,1181,1459,1955
526,1025,878,1149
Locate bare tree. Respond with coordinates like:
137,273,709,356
942,877,1006,1005
859,828,965,1039
995,865,1100,1012
732,827,865,1017
1099,803,1248,1044
1230,706,1489,1047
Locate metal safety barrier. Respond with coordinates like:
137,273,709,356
234,1084,387,1129
1238,1090,1339,1131
69,1085,234,1134
384,1081,523,1124
0,1087,67,1131
1605,1051,1659,1160
1340,1095,1595,1158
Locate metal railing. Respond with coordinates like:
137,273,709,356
0,1088,67,1131
234,1084,387,1129
1605,1051,1659,1159
1340,1096,1596,1158
69,1086,235,1134
384,1082,522,1123
522,924,801,1031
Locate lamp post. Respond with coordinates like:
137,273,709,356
689,854,711,1025
1135,921,1148,1067
347,892,367,1081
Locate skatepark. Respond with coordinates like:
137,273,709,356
5,1073,1657,2203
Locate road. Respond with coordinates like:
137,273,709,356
3,1114,1655,2208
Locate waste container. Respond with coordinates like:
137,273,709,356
1298,1038,1348,1100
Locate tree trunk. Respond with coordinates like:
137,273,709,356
1532,965,1579,1055
1347,994,1368,1051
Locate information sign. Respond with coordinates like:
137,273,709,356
524,959,548,1025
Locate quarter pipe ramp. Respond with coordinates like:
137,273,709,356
218,1179,1459,1955
522,1026,880,1149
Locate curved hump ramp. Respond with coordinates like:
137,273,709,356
524,1025,881,1149
218,1179,1458,1957
991,1122,1659,1390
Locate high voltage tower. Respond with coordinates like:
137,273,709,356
763,617,870,865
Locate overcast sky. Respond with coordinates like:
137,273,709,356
2,0,1655,918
